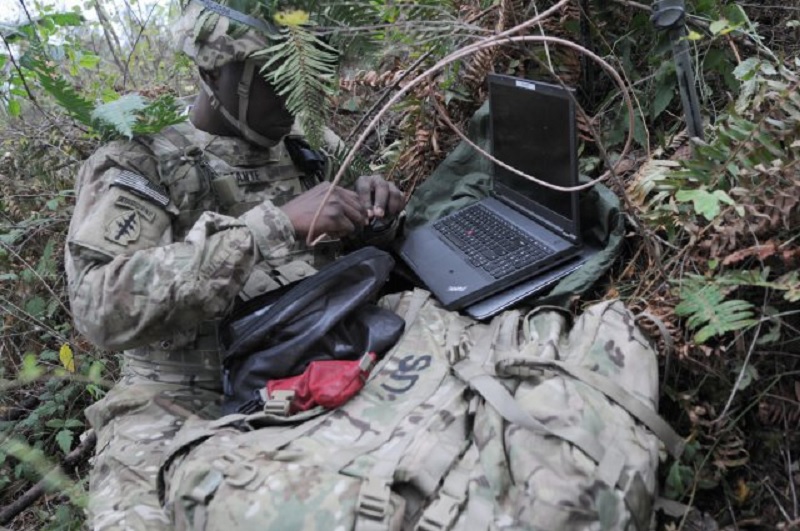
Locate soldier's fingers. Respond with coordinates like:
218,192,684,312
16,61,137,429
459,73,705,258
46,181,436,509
372,180,389,218
327,213,355,237
387,185,404,216
335,187,368,225
355,177,375,217
332,192,367,228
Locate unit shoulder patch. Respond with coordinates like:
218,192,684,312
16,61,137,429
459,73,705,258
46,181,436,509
105,210,141,246
111,170,170,208
115,195,157,222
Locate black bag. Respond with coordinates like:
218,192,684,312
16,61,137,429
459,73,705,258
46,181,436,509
220,247,405,414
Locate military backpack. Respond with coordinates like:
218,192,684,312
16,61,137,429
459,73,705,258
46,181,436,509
157,291,683,530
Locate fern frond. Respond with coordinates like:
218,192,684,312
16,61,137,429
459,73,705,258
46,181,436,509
326,141,372,188
91,95,147,139
133,95,187,136
256,25,338,148
20,49,94,127
675,281,756,344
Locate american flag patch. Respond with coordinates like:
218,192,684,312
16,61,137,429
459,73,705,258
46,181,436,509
112,170,170,208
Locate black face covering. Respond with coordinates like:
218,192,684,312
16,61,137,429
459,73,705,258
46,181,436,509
200,59,282,148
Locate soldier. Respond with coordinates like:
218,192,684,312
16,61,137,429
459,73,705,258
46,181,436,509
65,1,404,529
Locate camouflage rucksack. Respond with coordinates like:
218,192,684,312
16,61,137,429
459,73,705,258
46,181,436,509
158,291,684,530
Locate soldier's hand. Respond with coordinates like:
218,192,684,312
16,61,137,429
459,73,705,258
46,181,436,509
280,182,368,239
355,175,404,219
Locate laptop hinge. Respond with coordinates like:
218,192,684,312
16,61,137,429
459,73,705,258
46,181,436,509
493,192,578,243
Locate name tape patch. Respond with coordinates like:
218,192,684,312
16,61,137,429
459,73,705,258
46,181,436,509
112,170,170,208
115,195,157,222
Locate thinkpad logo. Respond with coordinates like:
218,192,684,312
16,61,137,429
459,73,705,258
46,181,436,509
447,286,468,292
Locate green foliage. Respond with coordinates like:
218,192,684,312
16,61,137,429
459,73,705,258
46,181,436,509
674,278,756,344
674,188,741,220
91,94,147,139
2,11,185,139
326,141,374,188
256,25,338,147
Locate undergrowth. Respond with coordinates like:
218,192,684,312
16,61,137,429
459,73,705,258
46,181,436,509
1,0,799,529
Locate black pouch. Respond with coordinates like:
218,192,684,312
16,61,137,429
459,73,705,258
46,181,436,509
220,247,405,414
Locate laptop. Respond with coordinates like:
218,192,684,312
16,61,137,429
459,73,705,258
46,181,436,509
464,244,599,320
398,74,582,310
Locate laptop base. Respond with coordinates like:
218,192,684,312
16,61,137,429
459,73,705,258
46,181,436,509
463,244,599,320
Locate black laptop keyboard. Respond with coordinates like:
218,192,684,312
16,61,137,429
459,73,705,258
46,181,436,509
433,203,554,279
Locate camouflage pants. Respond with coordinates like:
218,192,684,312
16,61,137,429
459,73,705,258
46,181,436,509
84,370,221,531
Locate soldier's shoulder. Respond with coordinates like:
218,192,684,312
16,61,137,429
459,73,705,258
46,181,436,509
79,137,160,188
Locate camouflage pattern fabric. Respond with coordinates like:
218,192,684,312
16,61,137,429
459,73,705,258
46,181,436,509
173,0,275,71
66,119,330,529
157,291,680,530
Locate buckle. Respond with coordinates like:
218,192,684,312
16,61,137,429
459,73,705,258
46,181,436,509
416,494,463,531
359,352,376,372
264,389,295,416
237,80,250,98
357,478,392,521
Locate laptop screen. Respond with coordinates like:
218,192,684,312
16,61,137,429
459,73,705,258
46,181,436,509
489,75,579,239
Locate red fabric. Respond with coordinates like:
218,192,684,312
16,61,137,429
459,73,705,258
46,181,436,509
267,353,376,413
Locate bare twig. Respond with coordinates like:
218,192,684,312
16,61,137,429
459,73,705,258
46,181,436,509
308,0,638,244
0,33,46,117
0,240,72,320
0,394,39,422
121,2,159,90
92,0,126,76
0,431,96,526
343,4,499,145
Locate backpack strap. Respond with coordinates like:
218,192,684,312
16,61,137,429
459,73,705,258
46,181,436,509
496,359,685,459
415,444,479,531
351,379,468,530
452,358,652,530
402,288,431,327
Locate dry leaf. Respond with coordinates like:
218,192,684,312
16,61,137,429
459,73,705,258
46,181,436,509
722,241,778,266
735,478,750,504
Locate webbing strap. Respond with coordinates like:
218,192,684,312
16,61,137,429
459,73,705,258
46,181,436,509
454,360,653,531
192,0,279,35
414,445,478,531
403,288,431,328
354,428,427,531
229,409,334,455
238,60,256,139
497,359,685,459
454,359,607,465
198,76,279,149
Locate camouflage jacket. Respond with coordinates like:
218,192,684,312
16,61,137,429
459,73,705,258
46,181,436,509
65,120,336,389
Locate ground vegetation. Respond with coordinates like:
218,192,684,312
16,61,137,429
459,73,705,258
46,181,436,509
0,0,798,529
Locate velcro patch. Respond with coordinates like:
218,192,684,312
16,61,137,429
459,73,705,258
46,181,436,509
112,170,170,208
115,195,157,222
105,210,141,246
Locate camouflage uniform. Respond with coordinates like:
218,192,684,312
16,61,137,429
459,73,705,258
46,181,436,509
65,2,385,528
66,118,334,529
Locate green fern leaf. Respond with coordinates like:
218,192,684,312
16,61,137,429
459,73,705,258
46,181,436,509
675,283,756,344
20,50,95,127
91,95,147,139
327,141,373,188
255,25,338,147
132,95,187,136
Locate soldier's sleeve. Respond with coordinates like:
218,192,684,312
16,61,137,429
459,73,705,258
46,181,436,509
66,145,297,351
